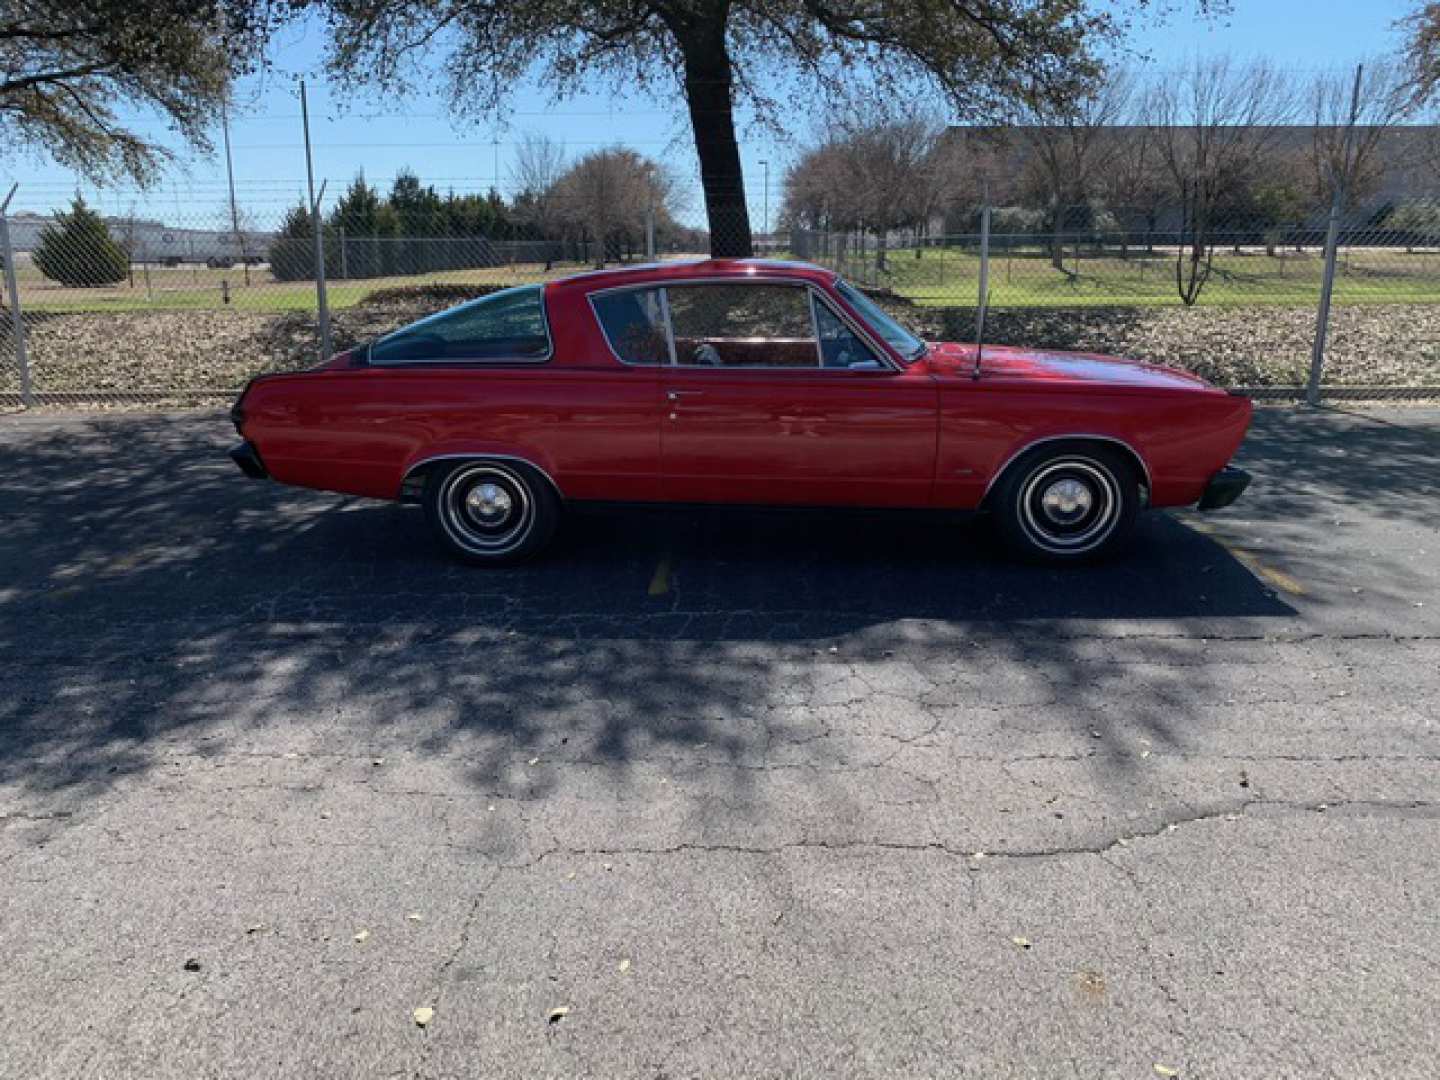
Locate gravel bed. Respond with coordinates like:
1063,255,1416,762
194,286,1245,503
908,303,1440,387
2,293,1438,402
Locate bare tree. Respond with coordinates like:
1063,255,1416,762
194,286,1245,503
1010,70,1135,269
1307,60,1417,210
1145,57,1296,305
510,133,568,268
551,147,675,267
1099,121,1168,255
782,107,960,271
1403,2,1440,101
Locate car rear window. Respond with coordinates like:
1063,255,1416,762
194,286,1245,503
369,285,550,364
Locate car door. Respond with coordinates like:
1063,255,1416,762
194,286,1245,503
657,281,938,507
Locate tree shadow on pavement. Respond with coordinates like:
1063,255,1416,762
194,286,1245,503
0,412,1304,820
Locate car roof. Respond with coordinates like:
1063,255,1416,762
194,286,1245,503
545,258,838,296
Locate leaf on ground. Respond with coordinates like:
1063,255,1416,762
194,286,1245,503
413,1006,434,1028
354,929,370,943
547,1006,571,1024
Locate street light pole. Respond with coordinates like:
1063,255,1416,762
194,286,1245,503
758,159,770,250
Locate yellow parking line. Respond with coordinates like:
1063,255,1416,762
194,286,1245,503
1190,521,1305,596
1240,554,1306,597
647,553,673,597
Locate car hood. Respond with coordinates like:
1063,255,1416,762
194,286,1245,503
923,342,1216,392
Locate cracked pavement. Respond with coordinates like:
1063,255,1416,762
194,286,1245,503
1,407,1437,1078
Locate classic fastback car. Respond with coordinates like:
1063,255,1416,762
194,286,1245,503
229,259,1252,565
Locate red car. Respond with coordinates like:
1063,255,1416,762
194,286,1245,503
230,259,1252,564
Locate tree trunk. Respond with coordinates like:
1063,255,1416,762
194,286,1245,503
681,32,752,258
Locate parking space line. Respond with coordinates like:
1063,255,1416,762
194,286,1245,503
1189,520,1305,596
648,553,673,596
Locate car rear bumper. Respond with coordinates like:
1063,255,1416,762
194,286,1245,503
1196,466,1250,511
229,440,269,480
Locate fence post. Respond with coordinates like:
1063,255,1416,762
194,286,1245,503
973,200,991,380
1308,196,1343,407
1306,64,1362,407
300,80,333,364
0,184,35,407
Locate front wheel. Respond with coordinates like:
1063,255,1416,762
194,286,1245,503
423,459,559,565
991,444,1140,563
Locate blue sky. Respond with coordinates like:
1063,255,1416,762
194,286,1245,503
0,0,1421,226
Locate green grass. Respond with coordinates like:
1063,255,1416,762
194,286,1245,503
12,262,584,314
16,245,1440,314
818,244,1440,308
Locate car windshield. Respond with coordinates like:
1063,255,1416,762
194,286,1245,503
835,280,926,362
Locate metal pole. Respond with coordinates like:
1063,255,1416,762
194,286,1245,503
0,183,34,407
222,101,250,286
644,206,655,260
1307,63,1364,407
300,80,333,363
973,197,991,381
760,159,770,249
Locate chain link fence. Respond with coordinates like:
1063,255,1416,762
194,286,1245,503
785,204,1440,402
3,195,1440,407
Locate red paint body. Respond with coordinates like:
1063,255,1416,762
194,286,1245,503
235,260,1252,511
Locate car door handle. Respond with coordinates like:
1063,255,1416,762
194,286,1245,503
665,390,703,402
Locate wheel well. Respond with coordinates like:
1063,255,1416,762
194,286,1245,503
982,437,1150,509
400,455,562,504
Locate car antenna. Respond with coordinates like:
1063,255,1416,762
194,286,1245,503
972,191,991,382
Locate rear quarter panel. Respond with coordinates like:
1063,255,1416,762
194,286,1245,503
241,364,660,501
933,383,1252,509
239,281,662,502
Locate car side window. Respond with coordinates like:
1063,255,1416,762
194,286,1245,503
814,296,884,370
666,284,818,369
592,288,670,365
369,285,549,364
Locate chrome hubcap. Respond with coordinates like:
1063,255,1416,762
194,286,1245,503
438,464,535,555
1017,457,1122,554
465,482,513,525
1040,478,1093,524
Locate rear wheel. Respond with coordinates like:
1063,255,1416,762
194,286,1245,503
423,460,558,565
992,444,1139,563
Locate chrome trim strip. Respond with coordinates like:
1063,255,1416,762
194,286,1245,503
659,287,678,366
400,452,564,498
585,276,900,373
980,434,1153,500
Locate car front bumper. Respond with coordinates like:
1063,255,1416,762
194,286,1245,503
229,440,269,480
1197,466,1251,511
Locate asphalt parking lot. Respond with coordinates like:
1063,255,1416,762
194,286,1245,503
1,407,1438,1078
